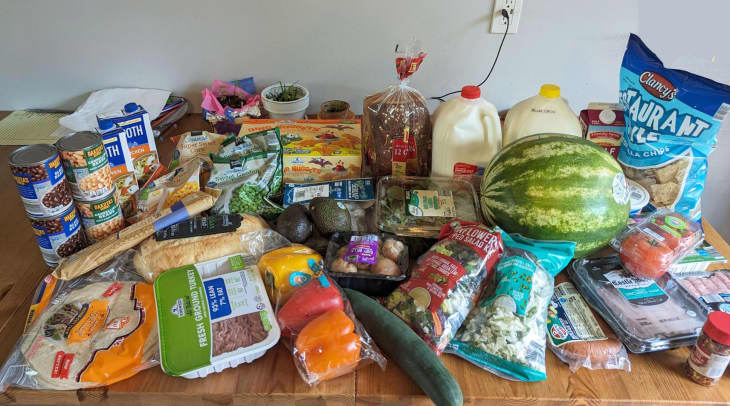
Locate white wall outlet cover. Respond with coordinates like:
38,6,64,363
490,0,523,34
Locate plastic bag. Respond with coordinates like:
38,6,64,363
0,251,158,390
384,220,503,354
363,41,431,177
207,128,283,219
447,232,575,381
612,210,703,279
618,34,730,221
546,273,631,372
169,130,227,170
201,79,262,123
134,158,203,221
282,273,386,386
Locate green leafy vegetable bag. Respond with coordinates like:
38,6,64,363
206,128,283,219
446,232,575,381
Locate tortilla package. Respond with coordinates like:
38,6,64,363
384,220,503,354
0,251,157,390
618,34,730,220
447,233,575,381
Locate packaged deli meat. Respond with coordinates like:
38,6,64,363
569,256,705,353
673,270,730,314
613,210,703,279
0,251,158,390
362,41,431,177
447,233,575,382
154,253,280,378
618,34,730,221
547,272,631,372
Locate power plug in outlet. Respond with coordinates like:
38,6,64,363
490,0,522,34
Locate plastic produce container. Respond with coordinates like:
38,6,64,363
569,256,705,353
376,176,481,238
324,232,409,296
154,253,280,378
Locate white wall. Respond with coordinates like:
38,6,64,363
1,0,728,239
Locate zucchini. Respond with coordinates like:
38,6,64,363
344,288,463,406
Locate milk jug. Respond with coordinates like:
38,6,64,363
502,84,581,146
431,86,502,177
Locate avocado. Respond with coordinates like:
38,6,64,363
309,197,351,235
275,204,312,243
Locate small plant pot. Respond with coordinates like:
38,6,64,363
262,83,310,119
318,100,355,120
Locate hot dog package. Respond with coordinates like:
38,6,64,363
618,34,730,221
612,210,703,279
547,273,631,372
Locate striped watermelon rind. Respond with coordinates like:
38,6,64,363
480,134,629,257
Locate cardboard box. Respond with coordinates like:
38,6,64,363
238,119,362,183
580,102,625,158
98,103,158,183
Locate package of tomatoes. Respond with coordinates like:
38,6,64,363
613,211,703,279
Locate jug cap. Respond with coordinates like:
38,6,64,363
461,86,481,99
539,84,561,98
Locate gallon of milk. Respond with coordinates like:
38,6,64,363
502,84,581,147
431,86,502,177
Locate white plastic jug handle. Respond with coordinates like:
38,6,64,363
481,107,502,150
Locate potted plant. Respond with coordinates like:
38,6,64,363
261,82,310,119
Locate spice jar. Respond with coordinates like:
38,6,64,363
686,311,730,386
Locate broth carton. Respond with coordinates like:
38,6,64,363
99,121,138,218
97,102,158,183
580,102,625,158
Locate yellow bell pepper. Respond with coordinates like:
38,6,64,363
257,245,323,305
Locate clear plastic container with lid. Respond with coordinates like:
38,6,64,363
686,311,730,386
430,85,502,177
502,84,582,146
375,176,481,238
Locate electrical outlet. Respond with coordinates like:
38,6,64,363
490,0,522,34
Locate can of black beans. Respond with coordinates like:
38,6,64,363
9,144,73,217
28,205,87,267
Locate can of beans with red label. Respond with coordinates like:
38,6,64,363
28,205,87,266
56,131,114,200
75,187,125,243
9,144,73,217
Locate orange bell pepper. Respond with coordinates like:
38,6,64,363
295,309,361,382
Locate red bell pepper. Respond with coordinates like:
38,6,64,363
277,275,344,335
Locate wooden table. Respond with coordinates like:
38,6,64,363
1,111,729,405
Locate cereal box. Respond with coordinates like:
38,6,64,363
238,119,361,183
580,103,625,158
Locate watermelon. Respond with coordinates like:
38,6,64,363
480,134,629,257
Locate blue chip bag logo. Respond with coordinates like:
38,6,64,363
639,71,677,101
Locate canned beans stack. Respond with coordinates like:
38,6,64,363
8,144,87,266
57,131,115,200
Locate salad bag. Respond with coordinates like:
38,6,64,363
384,220,504,354
447,232,575,381
363,41,431,177
263,257,385,386
618,34,730,220
0,251,158,390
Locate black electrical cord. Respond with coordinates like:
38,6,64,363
431,8,510,103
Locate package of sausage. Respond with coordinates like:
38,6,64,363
618,34,730,220
569,256,706,353
547,273,631,372
672,270,730,314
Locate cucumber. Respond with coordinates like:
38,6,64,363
344,288,463,406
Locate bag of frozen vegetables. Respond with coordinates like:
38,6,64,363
206,128,283,219
384,220,504,354
446,232,575,381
